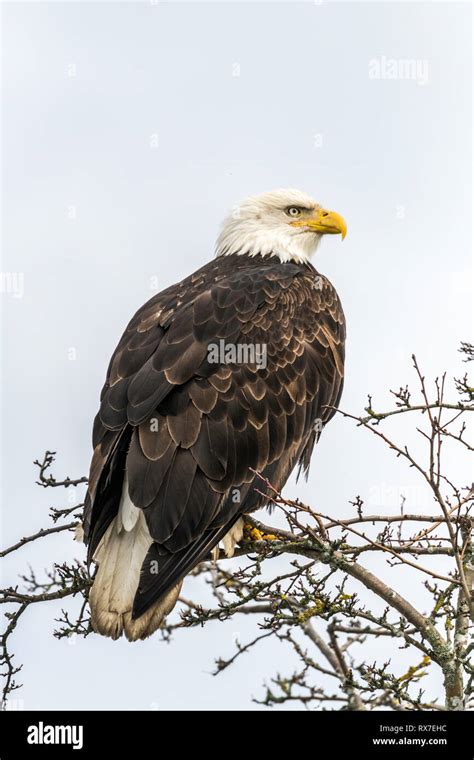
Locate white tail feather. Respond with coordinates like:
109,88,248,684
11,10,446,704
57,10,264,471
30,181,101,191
89,477,181,641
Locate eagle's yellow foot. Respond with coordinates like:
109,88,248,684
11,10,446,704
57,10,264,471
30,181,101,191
247,525,264,541
244,524,278,542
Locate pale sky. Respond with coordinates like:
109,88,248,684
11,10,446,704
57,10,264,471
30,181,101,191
1,0,472,709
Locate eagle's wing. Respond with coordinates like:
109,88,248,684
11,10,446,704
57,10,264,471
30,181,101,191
84,256,345,618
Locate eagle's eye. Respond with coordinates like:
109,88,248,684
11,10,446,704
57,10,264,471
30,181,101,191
286,206,303,218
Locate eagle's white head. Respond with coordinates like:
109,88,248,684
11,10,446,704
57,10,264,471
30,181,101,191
216,188,347,264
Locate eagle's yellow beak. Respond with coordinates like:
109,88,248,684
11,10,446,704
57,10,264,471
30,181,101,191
291,208,347,240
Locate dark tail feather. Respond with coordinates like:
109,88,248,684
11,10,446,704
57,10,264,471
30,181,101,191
86,426,133,564
132,514,241,619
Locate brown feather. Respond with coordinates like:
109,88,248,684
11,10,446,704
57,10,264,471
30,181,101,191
84,252,346,627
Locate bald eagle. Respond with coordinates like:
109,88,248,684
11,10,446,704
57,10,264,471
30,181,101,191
83,189,347,640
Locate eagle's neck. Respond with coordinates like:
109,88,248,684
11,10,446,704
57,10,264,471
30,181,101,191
215,218,320,264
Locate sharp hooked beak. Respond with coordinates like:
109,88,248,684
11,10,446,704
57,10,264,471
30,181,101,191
291,208,347,240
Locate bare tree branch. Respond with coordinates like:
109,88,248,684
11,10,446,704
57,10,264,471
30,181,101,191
1,345,472,711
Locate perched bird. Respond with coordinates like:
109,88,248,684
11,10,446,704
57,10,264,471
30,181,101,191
83,188,347,640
